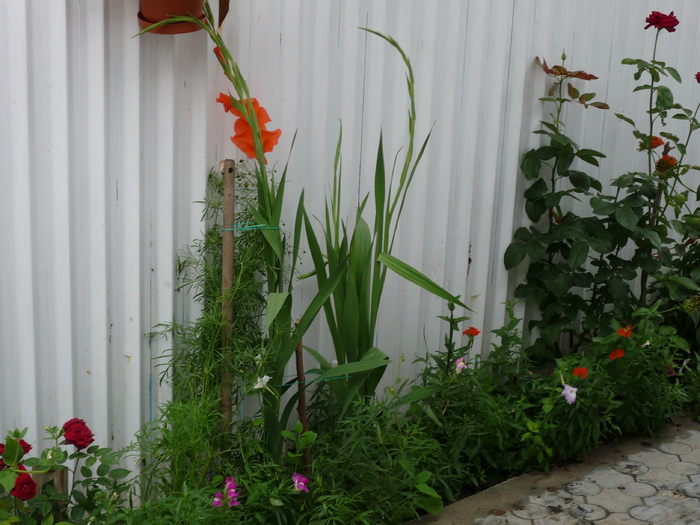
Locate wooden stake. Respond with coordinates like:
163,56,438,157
220,159,236,432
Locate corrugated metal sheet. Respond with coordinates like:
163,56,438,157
2,0,700,449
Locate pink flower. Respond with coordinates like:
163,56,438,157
292,472,309,493
561,384,578,404
212,491,223,507
455,357,467,374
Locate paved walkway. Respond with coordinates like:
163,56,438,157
406,416,700,525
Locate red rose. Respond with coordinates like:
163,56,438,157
18,440,32,455
644,11,679,32
0,440,30,468
11,471,37,501
695,72,700,84
62,418,94,450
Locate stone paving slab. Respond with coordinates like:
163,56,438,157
405,416,700,525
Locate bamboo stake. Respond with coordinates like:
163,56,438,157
220,159,236,432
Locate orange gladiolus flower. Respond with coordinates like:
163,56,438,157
217,95,281,163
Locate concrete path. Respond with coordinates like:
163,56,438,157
406,415,700,524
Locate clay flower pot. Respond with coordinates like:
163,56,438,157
138,0,206,34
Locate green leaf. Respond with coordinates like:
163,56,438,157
676,277,700,292
2,439,22,467
415,483,440,499
418,496,443,515
504,242,528,270
81,466,92,478
666,66,682,83
590,197,618,216
567,241,589,269
109,468,131,480
542,272,572,298
0,469,17,492
615,113,636,127
269,498,284,507
524,178,548,200
607,278,630,303
393,385,442,408
265,293,291,332
615,206,639,230
378,253,469,309
521,152,542,180
569,171,592,190
656,86,674,110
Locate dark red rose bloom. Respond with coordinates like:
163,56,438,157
11,470,37,501
62,418,94,450
18,440,32,455
695,72,700,84
644,11,679,32
0,444,5,470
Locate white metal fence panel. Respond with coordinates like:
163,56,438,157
2,0,700,450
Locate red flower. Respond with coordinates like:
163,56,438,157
655,155,677,174
0,440,31,469
638,136,664,151
216,95,281,164
11,470,37,501
650,136,663,149
696,72,700,84
572,367,589,379
213,46,225,64
462,327,481,337
62,418,94,450
616,325,633,338
644,11,679,32
609,348,625,360
18,440,32,455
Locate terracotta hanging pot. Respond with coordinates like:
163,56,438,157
138,0,206,35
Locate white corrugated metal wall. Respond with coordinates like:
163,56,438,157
2,0,700,451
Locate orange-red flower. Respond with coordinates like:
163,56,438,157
217,95,281,163
213,46,225,64
609,348,625,360
616,325,633,338
655,155,677,175
572,367,588,378
462,327,481,337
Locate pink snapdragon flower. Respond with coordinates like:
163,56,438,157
455,357,467,374
292,472,309,493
